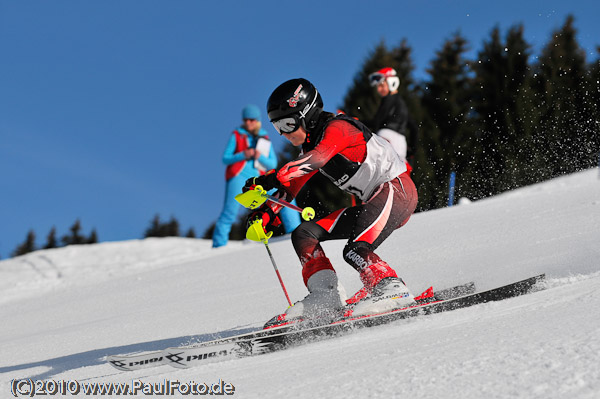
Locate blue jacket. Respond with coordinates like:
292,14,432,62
223,127,277,180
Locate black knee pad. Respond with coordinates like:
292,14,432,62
343,241,376,271
291,221,323,242
291,221,326,254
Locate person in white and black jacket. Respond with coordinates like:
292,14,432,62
367,67,410,164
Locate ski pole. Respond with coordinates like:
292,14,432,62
246,219,293,307
262,239,293,307
235,185,315,221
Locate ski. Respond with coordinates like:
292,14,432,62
157,274,544,369
106,280,475,371
107,351,168,371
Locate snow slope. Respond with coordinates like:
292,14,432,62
1,169,599,398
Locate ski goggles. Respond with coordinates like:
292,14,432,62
368,72,386,87
271,115,301,135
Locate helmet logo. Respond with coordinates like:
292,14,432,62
287,84,303,108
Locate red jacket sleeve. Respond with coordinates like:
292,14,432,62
275,120,364,198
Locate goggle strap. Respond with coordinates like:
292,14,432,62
299,88,318,119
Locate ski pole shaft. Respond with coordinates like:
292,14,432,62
264,194,315,221
235,185,315,221
244,219,292,307
263,240,293,307
263,194,303,212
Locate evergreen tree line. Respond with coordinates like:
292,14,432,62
9,214,196,258
286,16,599,213
144,214,197,238
11,219,98,257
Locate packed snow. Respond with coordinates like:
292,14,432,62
1,169,599,398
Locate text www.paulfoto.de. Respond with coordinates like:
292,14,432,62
10,378,236,396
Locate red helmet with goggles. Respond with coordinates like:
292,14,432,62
368,67,400,92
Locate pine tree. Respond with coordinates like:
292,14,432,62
588,47,600,160
421,33,474,208
590,46,600,103
229,210,253,240
145,214,162,237
144,214,182,238
62,219,85,246
185,228,196,238
503,25,540,188
166,216,180,237
202,223,215,240
13,230,36,257
468,25,534,198
532,15,594,177
87,229,98,244
44,226,58,249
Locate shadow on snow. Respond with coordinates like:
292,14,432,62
0,326,259,380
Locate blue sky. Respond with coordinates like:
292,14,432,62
1,0,599,257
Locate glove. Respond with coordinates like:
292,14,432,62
246,204,282,233
243,169,280,193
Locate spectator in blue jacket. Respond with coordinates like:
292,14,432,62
212,104,301,248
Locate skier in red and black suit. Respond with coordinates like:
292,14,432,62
244,78,418,323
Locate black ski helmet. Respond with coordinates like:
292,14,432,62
267,78,323,132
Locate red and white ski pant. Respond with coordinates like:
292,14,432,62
291,172,418,285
